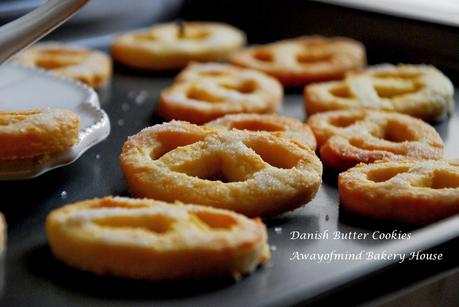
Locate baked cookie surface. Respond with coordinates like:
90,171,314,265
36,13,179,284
112,22,246,70
307,109,443,170
120,121,322,218
339,160,459,224
230,36,366,86
13,43,112,88
207,113,316,150
0,109,80,160
46,197,269,280
305,64,454,121
158,62,283,124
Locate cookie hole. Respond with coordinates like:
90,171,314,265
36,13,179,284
189,167,233,183
169,152,246,183
205,172,231,183
199,71,227,77
153,130,205,159
329,114,364,128
253,50,273,62
297,52,331,64
191,211,237,229
177,27,210,40
93,214,175,234
245,139,301,169
374,80,423,98
380,120,418,143
330,85,353,98
430,170,459,189
220,80,257,94
91,198,150,209
187,87,223,103
179,162,245,183
348,138,367,149
373,71,421,79
35,49,86,69
230,119,285,132
367,166,409,182
132,33,157,41
348,138,404,157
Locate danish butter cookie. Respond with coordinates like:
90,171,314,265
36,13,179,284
0,109,80,160
307,109,443,170
14,43,112,88
120,121,322,217
230,36,365,86
207,113,316,150
112,22,246,70
339,160,459,224
158,62,283,124
46,197,269,280
305,64,454,121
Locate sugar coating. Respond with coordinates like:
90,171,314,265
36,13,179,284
112,22,246,70
46,196,270,280
339,159,459,224
120,121,322,218
0,108,80,160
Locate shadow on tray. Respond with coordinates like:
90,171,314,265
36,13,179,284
338,205,420,233
24,244,238,299
114,65,180,79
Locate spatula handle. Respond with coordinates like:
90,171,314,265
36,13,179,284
0,0,89,64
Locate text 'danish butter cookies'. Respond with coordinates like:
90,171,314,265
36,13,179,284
339,160,459,224
207,113,317,150
305,64,454,121
229,36,366,87
0,109,80,160
307,109,443,170
158,63,283,124
46,197,269,280
120,121,322,218
112,22,246,70
13,43,112,88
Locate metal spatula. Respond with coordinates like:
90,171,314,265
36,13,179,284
0,0,89,65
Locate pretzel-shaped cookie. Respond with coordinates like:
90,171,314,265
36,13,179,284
112,22,246,70
46,197,269,280
307,109,443,170
229,36,366,87
305,64,454,121
0,109,80,160
339,160,459,224
13,43,112,88
120,121,322,217
207,113,317,150
158,63,283,124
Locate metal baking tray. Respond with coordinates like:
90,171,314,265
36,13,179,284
2,1,459,306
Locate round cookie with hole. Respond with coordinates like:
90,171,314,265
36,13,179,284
229,36,366,87
157,62,283,124
304,64,454,121
120,121,322,218
112,22,246,70
339,160,459,224
207,113,316,150
13,43,112,88
307,109,444,170
46,196,270,280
